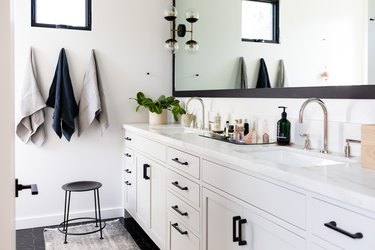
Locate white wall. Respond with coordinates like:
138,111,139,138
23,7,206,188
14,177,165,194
0,0,15,248
14,0,171,229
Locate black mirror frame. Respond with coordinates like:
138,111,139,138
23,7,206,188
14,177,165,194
31,0,92,31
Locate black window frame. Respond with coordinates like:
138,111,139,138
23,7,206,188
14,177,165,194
31,0,92,31
241,0,279,44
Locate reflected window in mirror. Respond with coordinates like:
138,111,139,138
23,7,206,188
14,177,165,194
31,0,92,30
242,0,279,43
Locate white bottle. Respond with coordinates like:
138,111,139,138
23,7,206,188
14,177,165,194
214,113,221,131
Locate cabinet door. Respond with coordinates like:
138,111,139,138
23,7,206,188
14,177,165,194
136,153,151,229
242,207,305,250
150,159,166,249
168,215,199,250
203,188,245,250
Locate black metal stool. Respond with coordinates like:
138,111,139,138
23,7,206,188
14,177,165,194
58,181,106,244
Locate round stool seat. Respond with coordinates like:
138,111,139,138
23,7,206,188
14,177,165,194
62,181,102,192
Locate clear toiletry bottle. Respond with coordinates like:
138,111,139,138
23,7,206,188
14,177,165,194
214,113,221,132
277,106,291,145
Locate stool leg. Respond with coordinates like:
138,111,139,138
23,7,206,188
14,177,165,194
63,191,67,231
64,191,71,244
94,189,98,227
96,188,104,239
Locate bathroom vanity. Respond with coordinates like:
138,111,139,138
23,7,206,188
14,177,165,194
122,123,375,250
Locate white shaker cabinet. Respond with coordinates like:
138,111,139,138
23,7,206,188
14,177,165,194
203,188,305,250
123,148,136,216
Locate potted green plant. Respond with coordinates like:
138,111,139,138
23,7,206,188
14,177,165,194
131,92,186,125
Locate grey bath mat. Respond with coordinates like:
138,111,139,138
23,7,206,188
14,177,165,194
44,220,140,250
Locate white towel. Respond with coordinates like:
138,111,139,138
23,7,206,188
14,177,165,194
16,48,46,146
78,50,109,136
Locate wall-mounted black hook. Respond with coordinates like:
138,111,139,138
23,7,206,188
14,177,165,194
146,72,150,75
195,73,199,77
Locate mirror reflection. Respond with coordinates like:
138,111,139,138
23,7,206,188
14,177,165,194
175,0,375,91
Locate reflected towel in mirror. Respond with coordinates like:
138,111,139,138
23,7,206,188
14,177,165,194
256,58,271,88
236,57,248,89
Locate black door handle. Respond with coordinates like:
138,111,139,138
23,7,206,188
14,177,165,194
171,223,188,235
171,181,188,190
233,216,240,242
125,153,132,157
125,169,132,174
125,137,132,141
172,158,188,165
15,179,38,198
125,181,131,186
172,205,188,216
143,164,150,180
238,218,247,246
324,221,363,239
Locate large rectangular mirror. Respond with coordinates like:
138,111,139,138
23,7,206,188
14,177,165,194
173,0,375,98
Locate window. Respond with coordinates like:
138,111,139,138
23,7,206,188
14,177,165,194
31,0,92,31
241,0,279,43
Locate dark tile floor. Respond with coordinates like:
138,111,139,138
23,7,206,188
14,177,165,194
16,217,159,250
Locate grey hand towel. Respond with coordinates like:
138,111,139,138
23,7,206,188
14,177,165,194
16,47,46,146
275,59,288,88
78,50,109,136
46,48,78,141
256,58,271,88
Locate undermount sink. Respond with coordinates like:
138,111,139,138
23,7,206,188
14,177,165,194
237,149,345,168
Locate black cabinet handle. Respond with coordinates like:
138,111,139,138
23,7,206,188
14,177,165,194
172,181,188,190
324,221,363,239
171,223,188,235
172,158,188,165
125,169,132,174
233,216,240,242
143,164,150,180
125,153,132,157
238,218,247,246
172,205,188,216
125,181,131,186
125,137,132,141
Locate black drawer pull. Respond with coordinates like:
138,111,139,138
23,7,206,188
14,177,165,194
172,158,188,165
324,221,363,239
233,216,240,242
125,153,131,157
172,223,188,235
125,181,131,186
143,164,150,180
238,218,247,246
125,169,132,174
172,181,188,190
125,137,132,141
172,205,188,216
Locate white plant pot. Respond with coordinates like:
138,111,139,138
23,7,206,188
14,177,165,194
149,110,167,125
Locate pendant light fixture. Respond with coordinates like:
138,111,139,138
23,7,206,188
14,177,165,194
164,5,199,53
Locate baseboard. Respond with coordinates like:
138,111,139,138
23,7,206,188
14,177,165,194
16,207,123,230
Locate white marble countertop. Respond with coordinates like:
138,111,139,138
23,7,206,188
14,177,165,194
123,123,375,213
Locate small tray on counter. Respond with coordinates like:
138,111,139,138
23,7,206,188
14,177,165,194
199,133,275,145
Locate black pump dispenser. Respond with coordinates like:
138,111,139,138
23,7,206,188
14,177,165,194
277,106,291,145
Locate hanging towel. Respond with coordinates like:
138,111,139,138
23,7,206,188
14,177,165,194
16,48,46,146
256,58,271,88
275,59,288,88
238,57,248,89
78,50,109,136
46,48,78,141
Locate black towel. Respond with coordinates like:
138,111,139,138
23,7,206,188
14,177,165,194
46,48,78,141
256,58,271,88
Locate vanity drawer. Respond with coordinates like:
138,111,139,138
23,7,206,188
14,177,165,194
168,215,199,250
167,170,200,208
167,147,200,179
124,148,134,169
202,159,306,229
311,198,375,250
167,191,200,233
124,131,166,162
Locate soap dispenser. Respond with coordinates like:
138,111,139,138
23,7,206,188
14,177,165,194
277,106,290,145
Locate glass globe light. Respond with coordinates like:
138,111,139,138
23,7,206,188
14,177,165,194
165,39,179,53
185,40,199,53
185,8,199,23
164,5,177,21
